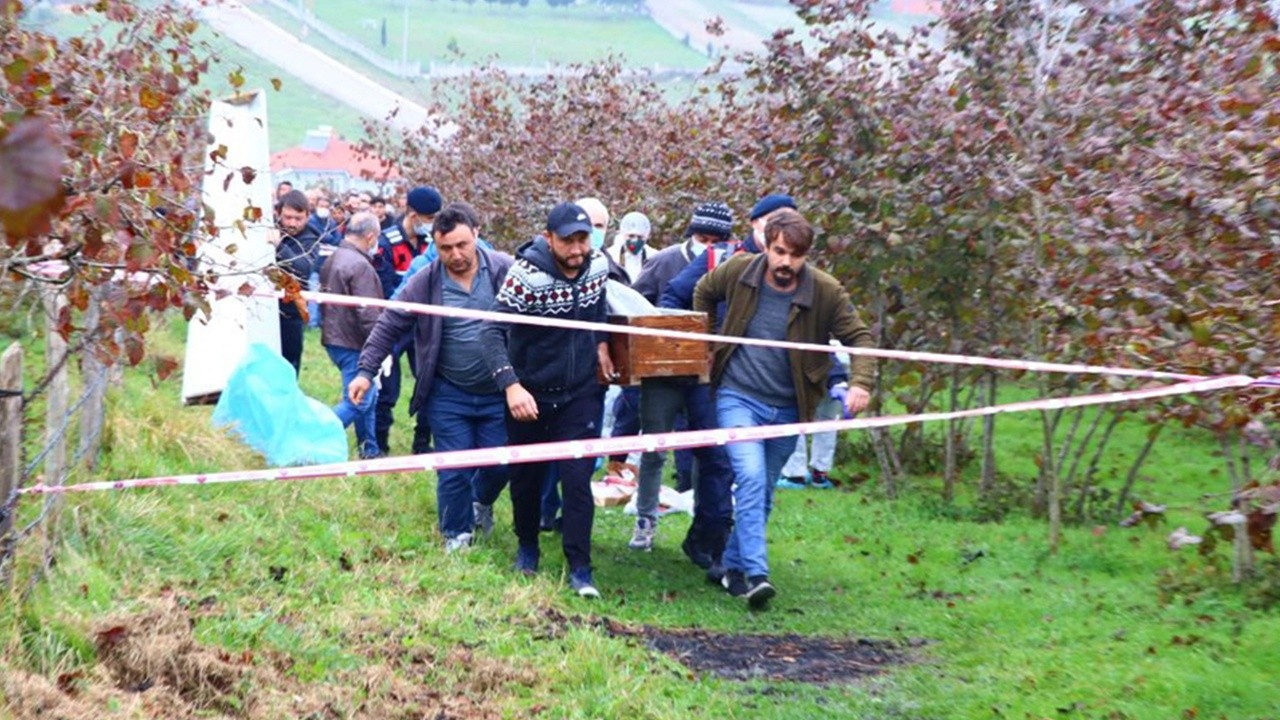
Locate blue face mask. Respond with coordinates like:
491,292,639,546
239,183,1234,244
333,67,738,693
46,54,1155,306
590,228,605,250
415,222,433,238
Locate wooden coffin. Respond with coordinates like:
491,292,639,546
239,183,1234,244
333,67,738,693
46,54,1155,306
602,310,710,386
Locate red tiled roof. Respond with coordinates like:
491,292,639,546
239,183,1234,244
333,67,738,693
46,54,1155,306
269,134,400,180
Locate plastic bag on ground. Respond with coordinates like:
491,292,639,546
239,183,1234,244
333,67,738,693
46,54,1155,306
211,343,349,466
624,485,694,517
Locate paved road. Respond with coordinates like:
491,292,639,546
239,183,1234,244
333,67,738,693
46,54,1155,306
643,0,768,58
195,0,433,134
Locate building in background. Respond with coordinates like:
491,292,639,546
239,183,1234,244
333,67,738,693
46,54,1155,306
269,126,399,195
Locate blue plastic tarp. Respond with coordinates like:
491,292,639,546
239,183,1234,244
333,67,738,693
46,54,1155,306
212,343,349,466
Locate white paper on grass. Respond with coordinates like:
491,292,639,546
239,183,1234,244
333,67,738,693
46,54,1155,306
623,486,695,517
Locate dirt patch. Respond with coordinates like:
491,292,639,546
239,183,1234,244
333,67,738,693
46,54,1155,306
538,608,919,685
4,597,536,720
620,627,912,683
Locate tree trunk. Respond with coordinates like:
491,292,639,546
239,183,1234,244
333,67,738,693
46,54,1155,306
943,359,961,503
1114,423,1162,514
979,372,998,500
1072,410,1122,520
1220,432,1254,582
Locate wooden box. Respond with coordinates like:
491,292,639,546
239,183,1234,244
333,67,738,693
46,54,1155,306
601,310,710,386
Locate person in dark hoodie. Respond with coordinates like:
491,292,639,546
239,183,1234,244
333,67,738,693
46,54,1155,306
351,203,515,551
271,189,321,375
479,202,617,598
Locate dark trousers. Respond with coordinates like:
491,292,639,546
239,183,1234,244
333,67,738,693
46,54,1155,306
375,350,402,450
279,306,304,376
607,387,641,463
507,388,604,571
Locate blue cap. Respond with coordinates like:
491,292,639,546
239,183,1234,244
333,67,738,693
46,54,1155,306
749,193,797,221
546,202,593,238
406,186,443,216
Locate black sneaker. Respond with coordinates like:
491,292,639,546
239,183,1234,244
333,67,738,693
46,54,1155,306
681,533,713,570
705,561,726,586
746,575,776,609
721,570,748,597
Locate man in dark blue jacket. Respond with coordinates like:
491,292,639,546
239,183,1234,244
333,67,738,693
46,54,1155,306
373,185,442,454
660,194,797,313
479,202,617,598
352,203,515,551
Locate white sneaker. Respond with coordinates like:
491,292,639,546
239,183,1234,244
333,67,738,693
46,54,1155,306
444,532,473,554
628,515,656,551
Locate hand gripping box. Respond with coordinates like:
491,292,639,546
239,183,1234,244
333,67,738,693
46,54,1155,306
600,309,710,386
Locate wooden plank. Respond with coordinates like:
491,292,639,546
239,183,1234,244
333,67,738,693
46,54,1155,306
0,342,21,539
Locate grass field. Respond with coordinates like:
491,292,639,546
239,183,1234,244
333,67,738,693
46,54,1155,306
1,314,1276,718
254,0,708,69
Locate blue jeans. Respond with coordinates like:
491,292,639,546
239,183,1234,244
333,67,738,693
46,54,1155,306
425,377,508,539
716,387,799,579
307,270,322,329
326,344,379,458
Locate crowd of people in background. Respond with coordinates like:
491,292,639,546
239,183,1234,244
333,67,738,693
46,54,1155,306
266,181,875,609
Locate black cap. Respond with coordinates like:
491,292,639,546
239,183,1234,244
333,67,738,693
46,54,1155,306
546,202,593,238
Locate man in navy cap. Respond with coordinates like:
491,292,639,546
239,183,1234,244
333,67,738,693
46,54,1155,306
479,202,617,598
372,185,443,455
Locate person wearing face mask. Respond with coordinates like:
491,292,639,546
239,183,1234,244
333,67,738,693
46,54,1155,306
575,195,630,285
660,194,797,313
371,185,443,455
606,211,657,284
319,211,385,459
306,189,340,330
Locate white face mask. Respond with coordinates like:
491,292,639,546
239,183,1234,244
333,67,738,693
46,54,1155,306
689,236,709,253
315,207,331,219
415,222,433,237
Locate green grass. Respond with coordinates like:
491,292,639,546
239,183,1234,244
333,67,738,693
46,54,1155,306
256,0,709,69
1,317,1277,718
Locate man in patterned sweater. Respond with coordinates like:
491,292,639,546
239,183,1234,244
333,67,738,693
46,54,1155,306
479,202,618,598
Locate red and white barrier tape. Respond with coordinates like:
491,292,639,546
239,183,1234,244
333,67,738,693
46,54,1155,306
17,373,1258,496
295,289,1203,382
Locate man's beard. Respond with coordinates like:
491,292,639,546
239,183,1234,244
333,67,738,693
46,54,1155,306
771,267,796,288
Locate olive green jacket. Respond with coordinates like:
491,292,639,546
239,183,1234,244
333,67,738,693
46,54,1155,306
692,253,875,422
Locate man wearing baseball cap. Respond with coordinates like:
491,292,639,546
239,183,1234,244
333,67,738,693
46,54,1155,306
479,202,618,598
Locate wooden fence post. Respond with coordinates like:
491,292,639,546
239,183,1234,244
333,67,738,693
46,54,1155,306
42,287,68,487
0,342,22,540
79,288,106,471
